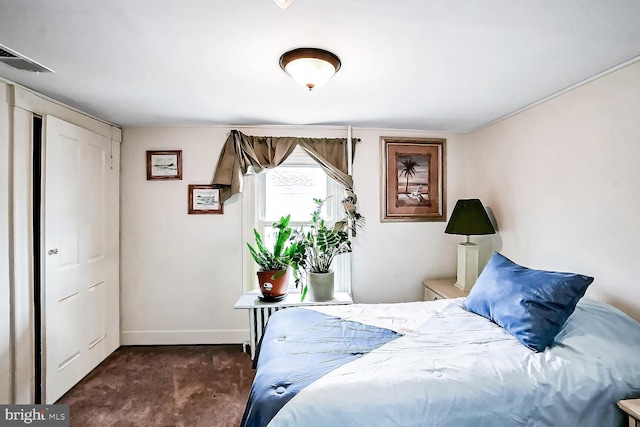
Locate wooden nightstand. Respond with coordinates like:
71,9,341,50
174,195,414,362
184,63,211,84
423,278,469,301
618,399,640,427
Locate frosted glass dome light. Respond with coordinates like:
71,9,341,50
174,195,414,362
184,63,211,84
274,0,293,9
279,48,341,91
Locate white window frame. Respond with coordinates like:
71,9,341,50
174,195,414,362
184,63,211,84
242,148,352,295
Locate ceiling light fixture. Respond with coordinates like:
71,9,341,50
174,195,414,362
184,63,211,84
279,48,341,91
274,0,293,9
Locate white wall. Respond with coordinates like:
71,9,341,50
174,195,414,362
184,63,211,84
461,60,640,321
0,81,12,403
121,126,464,344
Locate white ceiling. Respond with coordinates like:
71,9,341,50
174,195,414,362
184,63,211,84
0,0,639,133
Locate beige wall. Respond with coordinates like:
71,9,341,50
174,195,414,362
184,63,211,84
120,126,464,344
461,60,640,321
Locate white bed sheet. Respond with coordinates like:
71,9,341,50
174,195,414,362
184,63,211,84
267,297,640,427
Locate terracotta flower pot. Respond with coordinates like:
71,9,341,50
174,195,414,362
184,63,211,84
257,269,289,301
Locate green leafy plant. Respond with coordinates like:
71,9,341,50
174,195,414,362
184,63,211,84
290,198,352,300
247,215,298,276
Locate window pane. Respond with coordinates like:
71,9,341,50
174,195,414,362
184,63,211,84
262,223,312,253
264,166,327,222
260,225,279,256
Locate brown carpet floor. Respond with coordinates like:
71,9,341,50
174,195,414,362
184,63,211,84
57,345,254,427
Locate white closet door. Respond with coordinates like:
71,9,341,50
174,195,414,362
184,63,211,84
43,116,119,404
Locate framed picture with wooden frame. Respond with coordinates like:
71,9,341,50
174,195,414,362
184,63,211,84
188,184,224,215
380,137,446,222
147,150,182,180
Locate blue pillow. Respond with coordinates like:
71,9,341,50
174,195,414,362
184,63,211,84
463,252,593,352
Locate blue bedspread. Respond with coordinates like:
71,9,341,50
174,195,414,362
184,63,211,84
241,308,401,427
242,298,640,427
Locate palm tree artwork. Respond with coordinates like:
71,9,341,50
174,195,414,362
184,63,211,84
396,153,431,207
399,158,418,194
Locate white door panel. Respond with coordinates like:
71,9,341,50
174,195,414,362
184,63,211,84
47,132,81,304
86,281,109,368
43,116,119,404
47,293,82,401
83,141,106,261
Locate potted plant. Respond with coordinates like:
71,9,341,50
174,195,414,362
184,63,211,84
290,198,352,302
247,215,298,301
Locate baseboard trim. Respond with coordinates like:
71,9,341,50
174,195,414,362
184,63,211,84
121,329,249,346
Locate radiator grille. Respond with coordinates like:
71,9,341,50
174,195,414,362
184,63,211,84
249,306,283,359
0,48,18,58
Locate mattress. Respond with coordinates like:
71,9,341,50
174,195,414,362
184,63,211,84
241,297,640,427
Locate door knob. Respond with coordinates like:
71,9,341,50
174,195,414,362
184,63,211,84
48,248,59,255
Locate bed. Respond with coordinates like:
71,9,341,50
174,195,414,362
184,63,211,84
241,254,640,427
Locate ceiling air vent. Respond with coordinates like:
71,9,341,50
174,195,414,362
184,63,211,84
0,44,53,73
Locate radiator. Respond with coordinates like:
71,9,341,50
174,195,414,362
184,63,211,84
248,306,284,359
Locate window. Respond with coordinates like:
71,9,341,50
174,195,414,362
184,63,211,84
242,147,351,294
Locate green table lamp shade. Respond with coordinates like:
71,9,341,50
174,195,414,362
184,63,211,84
445,199,495,236
445,199,495,292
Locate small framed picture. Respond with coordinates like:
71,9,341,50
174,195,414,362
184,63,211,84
380,137,446,222
147,150,182,180
188,185,224,215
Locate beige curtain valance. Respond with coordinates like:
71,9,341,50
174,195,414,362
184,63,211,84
212,130,362,231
